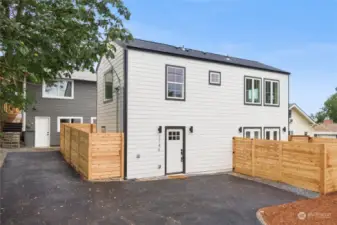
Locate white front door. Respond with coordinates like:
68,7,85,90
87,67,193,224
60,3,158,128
35,117,50,147
166,128,184,174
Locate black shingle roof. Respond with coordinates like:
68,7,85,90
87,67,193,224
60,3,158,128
124,39,290,75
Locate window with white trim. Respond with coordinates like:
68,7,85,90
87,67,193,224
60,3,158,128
57,117,83,132
91,117,97,124
209,71,221,85
104,71,113,101
42,79,74,99
265,79,280,106
243,128,261,139
264,128,280,140
166,65,185,100
244,77,261,105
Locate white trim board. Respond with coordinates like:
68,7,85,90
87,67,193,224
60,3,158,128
57,116,83,132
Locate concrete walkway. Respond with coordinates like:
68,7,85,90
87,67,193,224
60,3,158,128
1,151,304,225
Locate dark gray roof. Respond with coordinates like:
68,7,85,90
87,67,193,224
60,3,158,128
124,39,290,75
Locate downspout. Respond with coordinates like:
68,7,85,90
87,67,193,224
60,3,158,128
22,77,26,132
123,49,128,180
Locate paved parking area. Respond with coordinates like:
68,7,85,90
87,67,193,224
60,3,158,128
0,152,303,225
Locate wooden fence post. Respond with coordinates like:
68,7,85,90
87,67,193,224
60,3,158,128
120,133,125,180
320,144,327,195
252,139,255,177
232,137,236,172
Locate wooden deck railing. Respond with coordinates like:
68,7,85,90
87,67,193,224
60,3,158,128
60,123,124,181
233,137,337,195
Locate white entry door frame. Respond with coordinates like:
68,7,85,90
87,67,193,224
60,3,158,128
165,126,185,175
35,116,51,147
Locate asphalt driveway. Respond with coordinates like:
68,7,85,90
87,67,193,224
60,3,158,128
0,152,303,225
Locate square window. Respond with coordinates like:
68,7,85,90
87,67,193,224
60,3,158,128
209,71,221,85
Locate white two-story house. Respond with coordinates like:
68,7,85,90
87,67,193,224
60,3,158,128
96,39,290,179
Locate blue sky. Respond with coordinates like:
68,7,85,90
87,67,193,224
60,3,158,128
123,0,337,115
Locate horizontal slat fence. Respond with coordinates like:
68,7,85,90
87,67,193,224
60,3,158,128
233,137,337,195
60,123,124,181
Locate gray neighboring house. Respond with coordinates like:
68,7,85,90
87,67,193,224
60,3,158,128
24,71,97,147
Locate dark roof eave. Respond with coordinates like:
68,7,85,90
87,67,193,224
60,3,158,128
126,45,291,75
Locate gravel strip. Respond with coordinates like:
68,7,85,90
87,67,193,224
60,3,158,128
230,172,319,198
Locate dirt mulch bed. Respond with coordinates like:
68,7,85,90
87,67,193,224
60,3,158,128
257,193,337,225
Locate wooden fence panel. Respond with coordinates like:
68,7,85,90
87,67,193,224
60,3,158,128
326,143,337,193
233,138,325,194
289,135,311,143
254,140,282,181
312,138,337,144
60,124,65,155
90,133,123,180
70,129,80,170
282,142,322,192
59,123,123,181
78,131,89,178
64,126,71,163
233,137,252,176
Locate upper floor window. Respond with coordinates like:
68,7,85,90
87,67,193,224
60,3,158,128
244,76,261,105
104,71,113,101
42,79,74,99
265,79,280,106
166,65,185,101
209,71,221,86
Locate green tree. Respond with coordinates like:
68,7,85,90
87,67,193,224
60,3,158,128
0,0,132,110
312,88,337,123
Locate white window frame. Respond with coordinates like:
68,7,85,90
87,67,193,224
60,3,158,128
57,116,83,132
264,79,280,106
264,127,280,140
90,117,97,124
166,65,185,101
244,76,262,105
243,127,262,139
42,79,74,99
104,71,113,102
209,71,221,86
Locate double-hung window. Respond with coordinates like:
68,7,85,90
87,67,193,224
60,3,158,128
244,76,261,105
166,65,185,100
209,71,221,85
104,71,113,101
42,79,74,99
265,79,280,106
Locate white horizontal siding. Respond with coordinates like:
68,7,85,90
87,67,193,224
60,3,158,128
127,49,289,179
97,43,124,132
289,108,314,136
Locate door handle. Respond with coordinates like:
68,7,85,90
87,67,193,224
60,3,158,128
47,132,49,135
